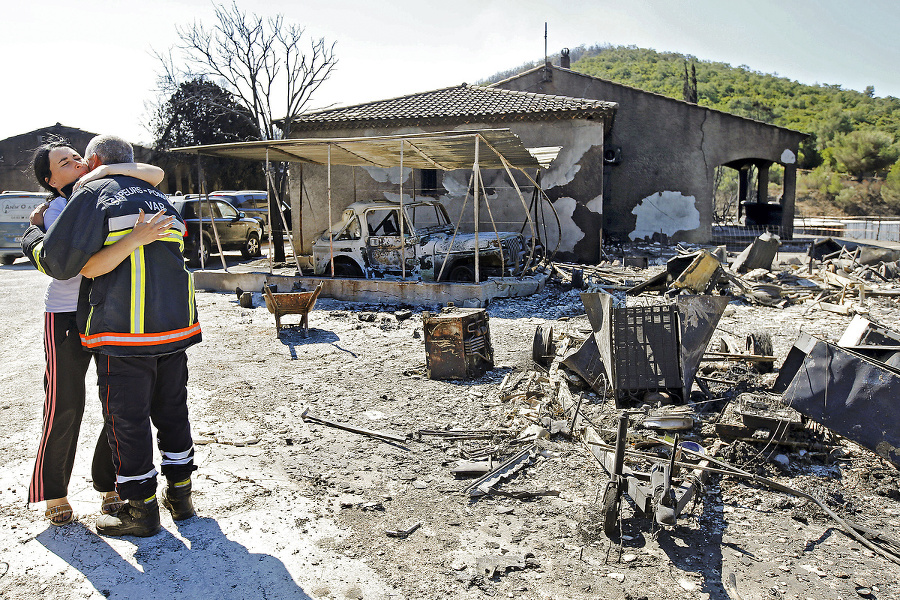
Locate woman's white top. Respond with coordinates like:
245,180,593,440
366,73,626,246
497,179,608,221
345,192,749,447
43,197,83,313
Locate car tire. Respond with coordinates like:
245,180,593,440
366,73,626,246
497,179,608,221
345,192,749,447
242,232,261,259
448,263,476,282
1,255,16,266
187,234,212,267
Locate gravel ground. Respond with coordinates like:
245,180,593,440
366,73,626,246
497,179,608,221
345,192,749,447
1,254,899,600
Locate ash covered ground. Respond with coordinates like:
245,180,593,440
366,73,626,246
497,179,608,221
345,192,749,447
1,254,898,600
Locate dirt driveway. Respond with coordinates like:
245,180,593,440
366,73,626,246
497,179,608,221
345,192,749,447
1,260,898,600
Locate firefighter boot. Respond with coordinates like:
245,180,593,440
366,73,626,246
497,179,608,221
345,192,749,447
161,478,195,521
96,496,161,537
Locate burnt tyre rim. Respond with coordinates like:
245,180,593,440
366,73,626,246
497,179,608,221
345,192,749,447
601,481,621,538
448,263,476,282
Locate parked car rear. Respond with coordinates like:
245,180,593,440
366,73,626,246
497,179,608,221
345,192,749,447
209,190,292,238
1,191,50,265
170,196,263,266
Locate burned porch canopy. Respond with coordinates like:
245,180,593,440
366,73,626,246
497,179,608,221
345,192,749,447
170,129,560,171
173,129,563,277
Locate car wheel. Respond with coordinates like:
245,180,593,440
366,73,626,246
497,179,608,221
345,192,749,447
448,263,476,282
328,259,364,278
187,234,212,267
242,232,261,258
1,255,16,266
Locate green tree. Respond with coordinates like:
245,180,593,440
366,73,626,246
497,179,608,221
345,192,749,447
882,160,900,209
151,78,264,191
831,129,899,180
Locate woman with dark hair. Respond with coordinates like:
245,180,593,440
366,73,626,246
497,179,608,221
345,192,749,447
29,137,174,526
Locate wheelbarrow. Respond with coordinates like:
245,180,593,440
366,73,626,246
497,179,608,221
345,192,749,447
263,282,322,336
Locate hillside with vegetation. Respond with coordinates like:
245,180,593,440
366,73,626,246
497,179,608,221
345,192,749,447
483,45,900,217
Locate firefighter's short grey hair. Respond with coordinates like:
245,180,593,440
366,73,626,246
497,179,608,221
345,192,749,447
85,134,134,165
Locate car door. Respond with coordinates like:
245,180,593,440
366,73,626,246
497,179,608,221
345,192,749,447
213,200,248,247
364,208,416,275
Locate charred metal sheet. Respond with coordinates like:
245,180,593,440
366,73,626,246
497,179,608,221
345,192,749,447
779,340,900,467
580,292,726,404
677,295,730,398
580,290,607,332
423,307,493,380
732,231,780,272
838,315,900,366
465,445,537,497
772,331,817,393
807,237,843,261
561,334,606,393
670,250,723,294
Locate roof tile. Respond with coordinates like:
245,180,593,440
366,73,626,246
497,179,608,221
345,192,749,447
292,84,616,130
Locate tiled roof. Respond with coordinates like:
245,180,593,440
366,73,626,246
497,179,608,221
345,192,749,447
291,84,616,131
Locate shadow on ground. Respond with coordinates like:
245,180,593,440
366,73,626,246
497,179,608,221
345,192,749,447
37,516,311,599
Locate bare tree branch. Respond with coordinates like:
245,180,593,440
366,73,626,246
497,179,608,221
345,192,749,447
159,1,336,142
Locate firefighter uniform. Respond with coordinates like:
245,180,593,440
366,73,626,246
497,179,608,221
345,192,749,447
23,175,202,501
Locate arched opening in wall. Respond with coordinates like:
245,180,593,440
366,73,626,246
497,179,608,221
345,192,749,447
714,158,792,245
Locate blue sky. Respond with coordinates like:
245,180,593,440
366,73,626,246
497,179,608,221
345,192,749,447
2,0,897,145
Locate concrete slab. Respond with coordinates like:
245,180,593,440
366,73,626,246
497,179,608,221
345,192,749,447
191,270,547,307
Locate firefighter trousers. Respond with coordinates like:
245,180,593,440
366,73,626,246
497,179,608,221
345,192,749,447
96,351,196,501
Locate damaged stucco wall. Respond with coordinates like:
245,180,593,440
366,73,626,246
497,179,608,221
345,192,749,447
288,118,607,262
493,66,807,245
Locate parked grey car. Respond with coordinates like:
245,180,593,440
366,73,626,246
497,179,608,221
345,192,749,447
170,196,263,266
210,190,292,238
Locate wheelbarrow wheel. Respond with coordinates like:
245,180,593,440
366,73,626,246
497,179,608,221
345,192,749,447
601,480,621,538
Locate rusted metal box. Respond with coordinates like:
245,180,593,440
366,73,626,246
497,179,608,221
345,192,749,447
423,307,493,380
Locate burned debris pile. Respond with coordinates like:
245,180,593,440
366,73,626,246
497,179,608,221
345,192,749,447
289,231,900,592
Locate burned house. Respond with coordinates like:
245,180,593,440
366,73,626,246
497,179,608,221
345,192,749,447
286,85,616,264
493,58,808,245
284,61,806,264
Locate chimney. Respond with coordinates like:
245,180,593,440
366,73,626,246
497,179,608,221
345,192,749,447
560,48,570,69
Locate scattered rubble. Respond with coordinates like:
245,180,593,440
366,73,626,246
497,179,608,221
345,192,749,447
3,234,900,599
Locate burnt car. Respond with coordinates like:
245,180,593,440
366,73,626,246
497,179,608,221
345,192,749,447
312,199,535,281
170,196,263,266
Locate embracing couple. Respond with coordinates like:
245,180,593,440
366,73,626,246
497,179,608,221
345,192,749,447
25,134,202,537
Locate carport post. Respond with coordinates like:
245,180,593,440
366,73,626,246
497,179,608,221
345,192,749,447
264,148,302,273
265,148,273,274
196,154,206,269
196,154,228,271
328,144,334,277
474,136,480,282
400,140,406,279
